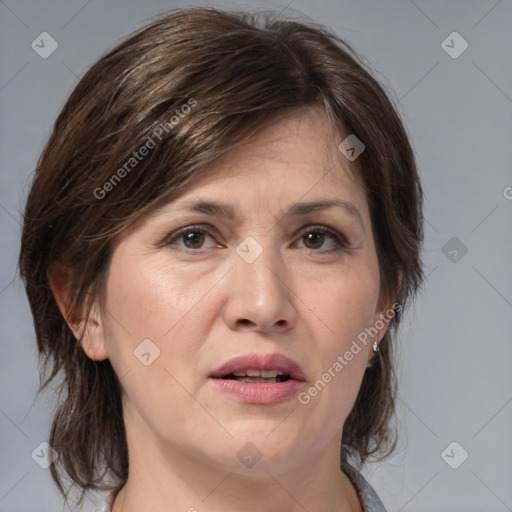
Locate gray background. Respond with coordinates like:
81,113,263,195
1,0,511,511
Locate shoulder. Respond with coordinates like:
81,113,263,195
341,459,388,512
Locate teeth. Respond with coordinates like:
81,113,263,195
232,369,285,378
261,370,282,378
237,377,278,383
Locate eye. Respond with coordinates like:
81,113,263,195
164,225,218,252
296,226,349,254
163,224,350,255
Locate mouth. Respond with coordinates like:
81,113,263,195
208,353,306,404
221,369,292,384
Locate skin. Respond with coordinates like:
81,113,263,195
51,106,394,512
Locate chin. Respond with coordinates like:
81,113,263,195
200,428,308,473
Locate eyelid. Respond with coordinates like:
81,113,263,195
297,224,349,244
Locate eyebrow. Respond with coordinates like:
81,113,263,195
174,198,365,231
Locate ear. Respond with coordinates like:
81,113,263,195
47,262,109,361
367,278,401,364
372,297,397,342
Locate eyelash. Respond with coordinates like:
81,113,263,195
164,224,350,255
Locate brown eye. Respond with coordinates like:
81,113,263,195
297,227,348,254
182,230,206,249
165,226,217,252
303,232,326,250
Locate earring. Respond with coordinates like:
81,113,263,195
366,341,380,369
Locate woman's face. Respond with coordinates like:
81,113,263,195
86,106,391,475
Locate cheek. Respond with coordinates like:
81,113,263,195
103,254,202,338
308,260,380,352
100,252,222,378
99,254,223,434
297,258,379,416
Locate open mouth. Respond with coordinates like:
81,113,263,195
221,369,292,384
211,371,303,404
209,354,305,404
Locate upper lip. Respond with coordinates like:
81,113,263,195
209,353,306,381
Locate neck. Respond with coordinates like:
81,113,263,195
111,419,362,512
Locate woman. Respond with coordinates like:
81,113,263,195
18,7,424,512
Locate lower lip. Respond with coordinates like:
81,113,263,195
209,378,304,404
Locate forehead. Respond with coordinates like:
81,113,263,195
119,106,369,239
183,106,363,198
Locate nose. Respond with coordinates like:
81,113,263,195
222,244,297,334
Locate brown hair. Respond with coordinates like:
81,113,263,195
18,6,424,506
